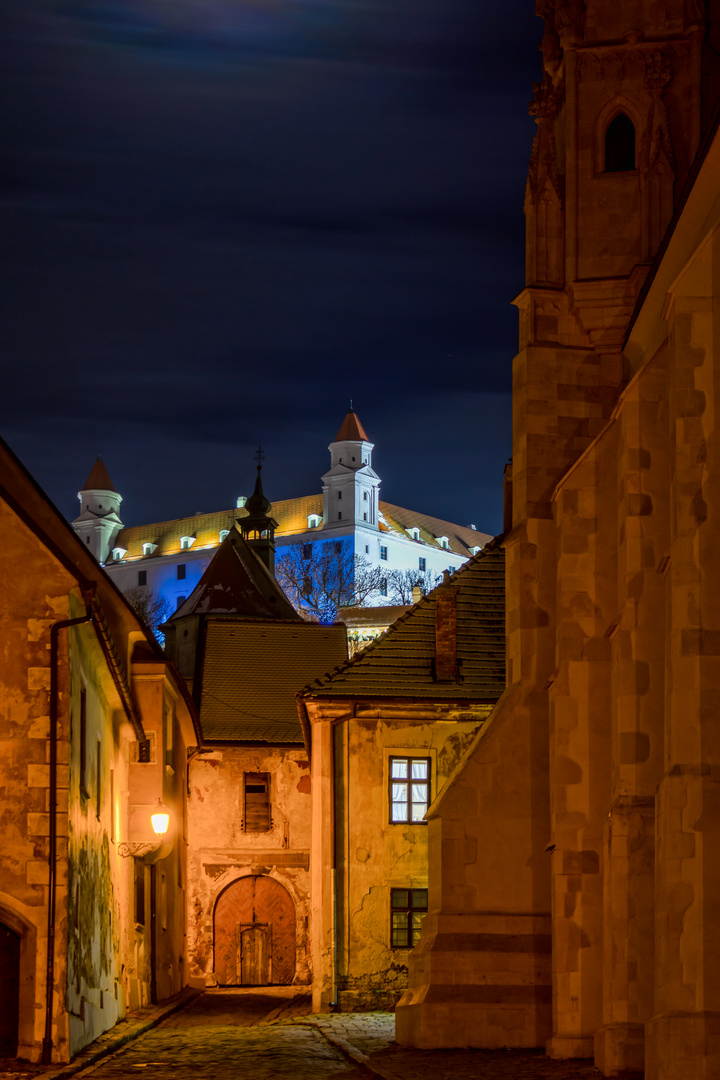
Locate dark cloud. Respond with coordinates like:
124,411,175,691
1,0,542,536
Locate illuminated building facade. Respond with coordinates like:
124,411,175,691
72,411,490,619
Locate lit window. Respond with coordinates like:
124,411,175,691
303,543,313,560
419,557,426,572
177,564,186,580
391,888,428,948
219,529,230,542
380,546,388,561
244,773,271,832
390,757,430,823
380,578,388,597
138,570,147,586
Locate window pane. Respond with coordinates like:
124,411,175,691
391,760,408,778
411,783,427,803
392,912,409,948
391,889,409,909
411,760,428,779
411,912,424,945
411,802,426,821
392,782,408,801
392,802,408,821
411,889,428,909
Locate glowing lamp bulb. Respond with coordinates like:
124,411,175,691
151,800,170,836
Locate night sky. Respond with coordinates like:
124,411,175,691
2,1,542,537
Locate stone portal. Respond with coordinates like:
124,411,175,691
214,876,295,986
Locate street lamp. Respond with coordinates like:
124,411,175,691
151,799,170,836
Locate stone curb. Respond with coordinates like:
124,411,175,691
32,988,200,1080
293,1017,394,1080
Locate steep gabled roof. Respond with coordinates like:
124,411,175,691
334,409,369,442
198,619,348,742
170,528,299,621
82,457,116,492
300,538,505,701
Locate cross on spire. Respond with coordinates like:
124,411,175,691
254,444,264,469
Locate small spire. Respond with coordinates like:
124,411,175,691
82,456,116,492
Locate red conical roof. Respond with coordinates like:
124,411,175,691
334,409,369,442
82,457,116,491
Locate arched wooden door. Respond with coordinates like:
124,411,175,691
0,922,20,1056
214,876,295,986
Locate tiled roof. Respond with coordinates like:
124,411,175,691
300,539,505,701
198,619,348,742
82,457,116,492
170,528,299,622
337,605,410,629
334,409,369,442
113,496,489,562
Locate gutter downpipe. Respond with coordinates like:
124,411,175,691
329,723,337,1009
42,605,93,1066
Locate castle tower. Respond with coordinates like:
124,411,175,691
508,0,717,1072
321,409,380,532
71,457,123,564
237,452,279,575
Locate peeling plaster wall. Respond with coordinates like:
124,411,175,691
0,501,75,1061
186,747,312,987
308,702,487,1012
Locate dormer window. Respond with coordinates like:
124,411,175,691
219,530,230,542
436,536,449,550
180,535,196,550
142,542,157,556
111,547,127,562
307,514,321,528
469,545,482,556
409,528,420,541
237,496,247,508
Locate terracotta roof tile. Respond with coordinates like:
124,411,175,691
300,539,505,702
198,620,348,742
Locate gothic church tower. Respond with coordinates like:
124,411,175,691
508,0,718,1070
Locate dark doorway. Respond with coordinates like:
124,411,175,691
0,922,20,1056
214,876,295,986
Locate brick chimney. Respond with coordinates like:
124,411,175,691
434,572,458,681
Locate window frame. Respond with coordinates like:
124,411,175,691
390,887,428,949
380,545,388,561
389,756,431,824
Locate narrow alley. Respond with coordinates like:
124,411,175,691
18,991,609,1080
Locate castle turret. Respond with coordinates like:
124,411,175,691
71,457,123,564
321,409,380,531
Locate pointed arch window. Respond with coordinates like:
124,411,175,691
605,113,635,172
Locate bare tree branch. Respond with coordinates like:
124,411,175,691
276,542,386,621
385,567,442,605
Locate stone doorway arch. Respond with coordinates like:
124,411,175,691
214,875,295,986
0,921,20,1055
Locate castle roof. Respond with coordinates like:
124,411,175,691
82,457,116,492
197,619,348,742
170,528,299,621
112,496,490,563
334,409,369,443
300,539,505,702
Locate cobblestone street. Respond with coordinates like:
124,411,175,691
18,990,615,1080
